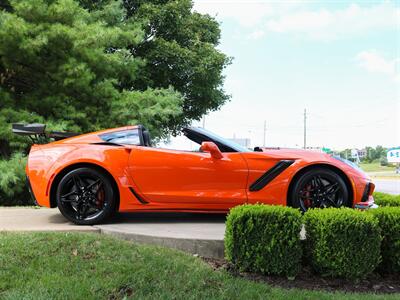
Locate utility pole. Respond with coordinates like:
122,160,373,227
303,108,307,149
202,115,206,128
263,120,266,147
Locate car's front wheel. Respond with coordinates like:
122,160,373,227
290,168,350,212
56,167,116,225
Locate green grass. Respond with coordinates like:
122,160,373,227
359,162,396,173
359,162,399,179
0,233,398,299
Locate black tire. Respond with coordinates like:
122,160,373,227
290,168,350,212
56,167,116,225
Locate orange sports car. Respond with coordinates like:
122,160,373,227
14,123,375,225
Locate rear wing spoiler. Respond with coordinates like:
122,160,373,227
12,123,79,143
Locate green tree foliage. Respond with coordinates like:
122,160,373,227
0,0,229,204
80,0,231,132
0,152,30,205
0,0,229,155
0,0,187,155
339,146,389,163
364,146,387,163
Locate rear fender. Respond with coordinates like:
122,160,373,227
28,144,133,208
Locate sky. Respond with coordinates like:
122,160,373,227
177,0,400,150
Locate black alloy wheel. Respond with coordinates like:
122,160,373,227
56,167,116,225
290,168,349,212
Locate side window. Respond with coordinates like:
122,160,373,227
99,129,140,145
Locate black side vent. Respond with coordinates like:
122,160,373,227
249,160,295,192
129,187,149,204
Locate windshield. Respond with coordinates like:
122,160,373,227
186,127,251,153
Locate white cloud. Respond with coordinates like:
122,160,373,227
355,50,400,82
248,29,265,40
194,1,399,41
193,0,306,27
265,3,399,40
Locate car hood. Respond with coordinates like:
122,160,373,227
244,148,370,180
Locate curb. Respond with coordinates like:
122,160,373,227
96,227,225,259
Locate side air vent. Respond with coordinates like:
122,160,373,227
129,187,149,204
249,160,295,192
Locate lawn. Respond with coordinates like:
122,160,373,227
359,162,399,179
0,233,398,300
359,162,396,173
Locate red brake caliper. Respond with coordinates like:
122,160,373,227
303,184,312,208
96,187,105,208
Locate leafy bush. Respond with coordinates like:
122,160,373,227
0,152,31,206
374,192,400,207
304,208,381,279
370,207,400,273
379,156,388,166
225,204,302,277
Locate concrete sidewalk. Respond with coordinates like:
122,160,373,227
0,207,98,232
0,208,226,258
97,212,226,258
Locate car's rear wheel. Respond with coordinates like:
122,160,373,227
290,168,350,212
56,167,116,225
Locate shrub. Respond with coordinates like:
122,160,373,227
303,208,381,279
225,204,302,277
379,156,388,166
374,192,400,207
370,207,400,273
0,153,31,206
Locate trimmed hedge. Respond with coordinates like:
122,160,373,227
303,208,381,279
370,207,400,273
225,204,302,277
374,192,400,207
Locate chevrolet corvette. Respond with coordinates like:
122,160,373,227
13,123,375,225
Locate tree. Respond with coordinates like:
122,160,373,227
0,0,230,158
362,146,387,163
339,149,352,160
0,0,11,12
0,0,185,158
80,0,231,133
0,0,229,204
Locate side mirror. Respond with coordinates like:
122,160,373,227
200,142,223,159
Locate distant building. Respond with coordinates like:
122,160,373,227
349,148,368,163
227,138,251,148
357,148,367,158
349,148,367,163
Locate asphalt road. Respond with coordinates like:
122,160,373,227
374,179,400,195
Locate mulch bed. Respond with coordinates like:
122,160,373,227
202,257,400,294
